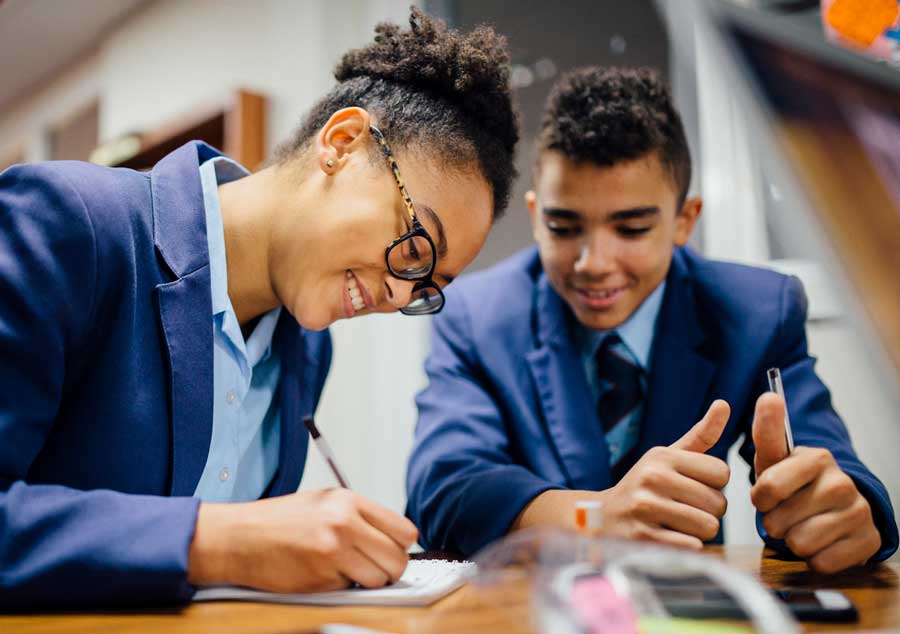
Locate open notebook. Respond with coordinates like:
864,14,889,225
193,559,475,607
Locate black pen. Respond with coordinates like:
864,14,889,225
303,415,352,488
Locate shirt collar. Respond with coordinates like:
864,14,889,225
200,156,251,317
244,308,282,367
579,280,667,370
201,156,282,367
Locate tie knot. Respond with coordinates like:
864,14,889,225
596,333,643,434
596,333,638,373
598,332,623,355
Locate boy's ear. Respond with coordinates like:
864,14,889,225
674,196,702,247
315,107,372,174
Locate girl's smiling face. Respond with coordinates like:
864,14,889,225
270,112,493,331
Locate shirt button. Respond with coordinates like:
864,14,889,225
219,467,230,482
226,389,236,404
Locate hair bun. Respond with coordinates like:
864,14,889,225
335,7,516,152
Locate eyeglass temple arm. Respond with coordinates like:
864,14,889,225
370,125,417,224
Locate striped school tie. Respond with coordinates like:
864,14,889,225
596,333,644,465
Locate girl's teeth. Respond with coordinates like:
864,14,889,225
346,271,365,312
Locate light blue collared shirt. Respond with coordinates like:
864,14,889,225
578,281,666,462
193,157,283,503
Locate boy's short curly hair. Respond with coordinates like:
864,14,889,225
538,66,691,206
277,8,519,219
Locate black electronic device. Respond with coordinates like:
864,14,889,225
647,573,858,623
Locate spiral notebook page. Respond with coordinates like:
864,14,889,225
193,559,475,607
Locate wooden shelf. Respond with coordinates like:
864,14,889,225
108,89,266,171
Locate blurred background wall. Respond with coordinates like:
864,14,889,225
0,0,897,547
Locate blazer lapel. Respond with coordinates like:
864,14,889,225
526,276,612,491
151,141,222,497
637,250,717,453
156,274,213,497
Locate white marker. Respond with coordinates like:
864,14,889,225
575,500,604,534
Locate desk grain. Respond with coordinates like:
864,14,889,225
3,546,897,633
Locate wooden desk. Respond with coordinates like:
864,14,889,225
5,546,898,634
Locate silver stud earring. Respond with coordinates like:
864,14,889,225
326,159,335,168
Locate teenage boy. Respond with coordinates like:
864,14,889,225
406,67,898,573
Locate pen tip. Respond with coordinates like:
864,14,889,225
303,416,319,437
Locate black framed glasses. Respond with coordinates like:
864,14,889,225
370,125,445,316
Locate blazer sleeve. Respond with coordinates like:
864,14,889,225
406,292,562,556
0,164,200,609
738,275,898,561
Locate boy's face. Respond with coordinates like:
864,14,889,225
527,150,701,331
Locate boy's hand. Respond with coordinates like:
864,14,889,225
751,392,881,573
188,489,419,592
515,400,732,549
598,399,732,549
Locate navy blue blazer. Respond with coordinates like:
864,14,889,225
0,142,331,608
407,246,898,559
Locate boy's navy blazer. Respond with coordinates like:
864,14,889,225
0,143,332,608
407,246,898,559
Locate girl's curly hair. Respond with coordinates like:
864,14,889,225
278,7,519,218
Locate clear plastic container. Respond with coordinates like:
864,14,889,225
467,528,799,634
